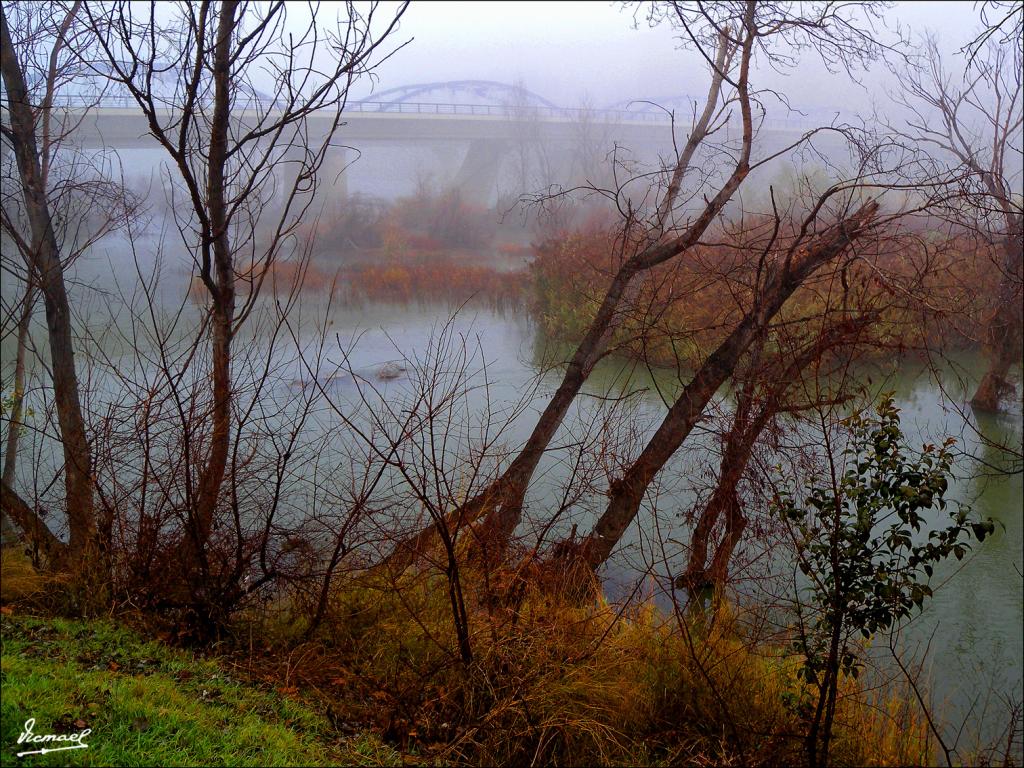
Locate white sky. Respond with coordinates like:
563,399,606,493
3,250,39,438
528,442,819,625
351,1,985,115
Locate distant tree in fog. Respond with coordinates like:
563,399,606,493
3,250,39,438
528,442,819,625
890,17,1022,413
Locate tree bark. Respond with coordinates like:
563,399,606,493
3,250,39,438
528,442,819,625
1,6,97,558
677,316,873,600
577,200,880,571
678,410,756,599
1,480,66,564
191,0,238,556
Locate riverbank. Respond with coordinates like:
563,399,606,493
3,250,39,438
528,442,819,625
1,547,950,767
0,611,401,767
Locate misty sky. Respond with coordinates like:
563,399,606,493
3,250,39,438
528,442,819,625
355,1,986,116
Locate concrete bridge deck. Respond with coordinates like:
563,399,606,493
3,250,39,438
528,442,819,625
66,98,815,149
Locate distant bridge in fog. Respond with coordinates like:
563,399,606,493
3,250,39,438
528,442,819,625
62,78,821,144
55,79,831,200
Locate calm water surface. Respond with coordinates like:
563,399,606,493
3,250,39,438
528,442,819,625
2,285,1020,750
310,303,1022,747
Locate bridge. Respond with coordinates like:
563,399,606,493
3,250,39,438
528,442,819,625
56,80,829,201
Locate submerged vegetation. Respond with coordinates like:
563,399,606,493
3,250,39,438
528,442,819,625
529,216,1014,370
189,187,532,310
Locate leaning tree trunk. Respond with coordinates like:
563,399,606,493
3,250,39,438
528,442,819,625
1,481,66,563
476,23,751,557
377,22,749,572
1,7,97,560
677,315,875,601
577,200,880,571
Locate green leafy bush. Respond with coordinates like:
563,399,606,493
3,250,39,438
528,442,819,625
772,395,996,766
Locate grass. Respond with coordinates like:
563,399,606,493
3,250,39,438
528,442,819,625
0,552,937,767
0,613,401,767
291,569,933,767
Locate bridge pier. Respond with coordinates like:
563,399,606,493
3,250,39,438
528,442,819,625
321,146,349,202
268,145,349,212
453,138,510,203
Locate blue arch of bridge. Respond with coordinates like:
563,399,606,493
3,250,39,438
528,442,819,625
357,82,711,114
356,80,563,108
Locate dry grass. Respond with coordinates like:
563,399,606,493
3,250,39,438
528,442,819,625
2,541,938,765
244,565,936,767
0,548,67,605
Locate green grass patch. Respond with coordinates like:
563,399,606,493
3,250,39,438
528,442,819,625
0,614,400,767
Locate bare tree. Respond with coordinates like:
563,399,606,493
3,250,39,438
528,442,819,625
962,0,1024,67
675,313,877,603
388,0,896,569
574,193,880,572
891,26,1023,412
0,0,113,567
75,0,406,628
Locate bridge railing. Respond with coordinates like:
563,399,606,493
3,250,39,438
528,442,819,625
344,101,822,131
344,100,679,124
48,93,821,132
49,93,676,123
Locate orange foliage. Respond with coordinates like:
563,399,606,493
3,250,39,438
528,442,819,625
297,187,500,259
530,219,751,366
187,248,524,310
188,259,338,304
496,241,532,258
530,216,1006,367
337,253,525,309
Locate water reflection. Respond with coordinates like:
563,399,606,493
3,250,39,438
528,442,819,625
2,294,1020,747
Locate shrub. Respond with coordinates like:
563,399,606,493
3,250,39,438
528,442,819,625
387,187,498,251
773,395,995,767
287,566,931,767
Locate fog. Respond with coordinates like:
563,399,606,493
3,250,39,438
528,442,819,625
353,1,983,114
0,3,1020,763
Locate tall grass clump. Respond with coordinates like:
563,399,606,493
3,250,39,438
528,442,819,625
281,564,934,767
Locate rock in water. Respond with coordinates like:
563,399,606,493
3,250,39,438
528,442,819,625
377,361,405,380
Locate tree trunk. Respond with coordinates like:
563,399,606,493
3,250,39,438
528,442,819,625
1,7,97,559
476,20,754,555
971,220,1023,412
3,280,35,487
191,0,238,557
1,280,35,545
478,263,639,548
678,422,755,599
677,315,874,600
1,480,66,564
577,200,880,571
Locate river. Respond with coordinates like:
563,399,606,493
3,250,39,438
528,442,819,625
296,300,1022,750
1,267,1021,751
